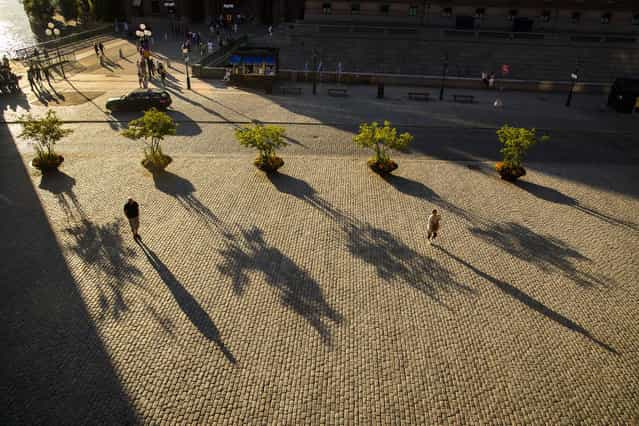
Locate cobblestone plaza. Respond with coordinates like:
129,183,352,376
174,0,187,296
1,39,639,424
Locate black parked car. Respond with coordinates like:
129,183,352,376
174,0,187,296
106,89,172,112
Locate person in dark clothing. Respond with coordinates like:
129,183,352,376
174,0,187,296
147,58,155,78
99,42,105,56
94,43,100,57
27,68,35,91
124,198,141,239
34,65,42,83
43,66,51,85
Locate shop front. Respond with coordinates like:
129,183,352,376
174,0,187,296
228,47,279,93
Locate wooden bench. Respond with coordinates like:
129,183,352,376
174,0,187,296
281,87,302,95
453,94,475,103
408,92,430,101
328,88,348,97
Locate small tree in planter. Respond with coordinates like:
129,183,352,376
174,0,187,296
495,125,549,181
235,124,287,172
122,108,177,173
19,110,73,172
353,120,413,175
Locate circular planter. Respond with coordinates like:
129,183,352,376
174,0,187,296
254,156,284,173
142,154,173,174
368,159,398,176
495,162,526,181
32,154,64,173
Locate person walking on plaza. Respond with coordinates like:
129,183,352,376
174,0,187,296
2,54,10,69
427,209,442,244
43,66,51,86
138,68,144,88
33,65,42,85
99,41,105,57
27,68,36,91
94,43,100,57
124,198,141,240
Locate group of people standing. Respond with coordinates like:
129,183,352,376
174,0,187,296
26,63,52,92
93,42,106,64
137,52,167,88
0,55,20,95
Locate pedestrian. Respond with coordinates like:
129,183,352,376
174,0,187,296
34,65,42,83
207,40,214,54
138,69,144,88
426,209,441,243
481,71,488,88
147,58,155,78
268,25,273,37
27,68,35,91
124,198,141,239
99,41,105,56
488,72,495,88
142,74,148,89
2,54,9,69
159,66,166,87
43,66,51,85
94,43,100,57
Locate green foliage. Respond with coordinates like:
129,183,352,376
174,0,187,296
353,121,413,164
19,110,73,160
58,0,79,20
496,125,550,168
22,0,55,21
235,124,287,163
122,108,177,161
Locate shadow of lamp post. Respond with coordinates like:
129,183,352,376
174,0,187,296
439,51,448,101
45,22,64,79
565,69,579,107
182,47,191,90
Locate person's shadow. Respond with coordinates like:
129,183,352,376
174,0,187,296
136,238,237,364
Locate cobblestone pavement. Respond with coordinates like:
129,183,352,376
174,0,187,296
1,48,639,424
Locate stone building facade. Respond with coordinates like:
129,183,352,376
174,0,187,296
304,1,639,33
123,0,306,25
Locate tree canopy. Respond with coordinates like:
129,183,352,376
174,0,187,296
353,121,413,163
19,110,73,155
235,124,287,161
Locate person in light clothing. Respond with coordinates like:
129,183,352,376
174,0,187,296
427,209,441,243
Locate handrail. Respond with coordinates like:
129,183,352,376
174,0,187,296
13,24,112,60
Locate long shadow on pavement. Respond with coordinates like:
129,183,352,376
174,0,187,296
434,245,617,354
0,118,137,423
515,180,639,232
267,172,475,305
469,221,611,288
136,238,237,364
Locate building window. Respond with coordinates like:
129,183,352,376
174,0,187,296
541,10,551,22
475,8,485,18
380,4,390,15
601,12,611,24
151,0,160,13
571,12,581,23
351,3,360,14
409,5,418,16
442,7,452,17
322,3,331,15
508,9,518,20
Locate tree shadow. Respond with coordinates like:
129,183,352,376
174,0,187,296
267,172,474,304
435,245,617,354
217,226,343,346
469,221,610,288
152,171,230,236
516,180,639,232
345,222,475,304
136,238,236,364
38,170,83,219
385,174,476,223
63,218,173,330
0,91,31,112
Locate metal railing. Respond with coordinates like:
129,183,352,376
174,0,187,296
13,24,112,61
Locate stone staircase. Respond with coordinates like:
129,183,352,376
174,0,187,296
271,23,639,83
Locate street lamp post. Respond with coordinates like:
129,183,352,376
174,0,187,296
45,22,64,79
312,50,317,95
439,51,448,101
565,71,579,107
182,47,191,90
